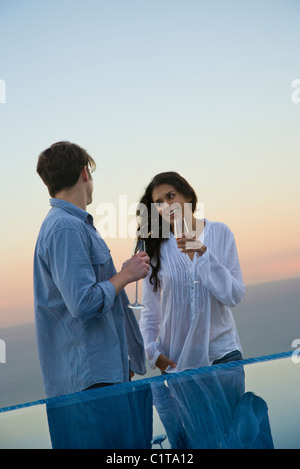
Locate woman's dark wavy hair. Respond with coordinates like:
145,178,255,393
36,141,96,197
137,172,198,291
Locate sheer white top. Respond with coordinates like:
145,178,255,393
139,220,245,372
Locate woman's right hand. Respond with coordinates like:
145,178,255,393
155,354,177,372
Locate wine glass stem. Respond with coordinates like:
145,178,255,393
135,281,139,302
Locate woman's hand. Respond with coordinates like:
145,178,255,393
155,354,177,372
176,234,207,256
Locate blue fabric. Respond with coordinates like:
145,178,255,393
34,199,146,398
152,363,274,449
0,352,289,448
46,383,153,449
0,351,292,414
212,350,243,365
45,362,273,449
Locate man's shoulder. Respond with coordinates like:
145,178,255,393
39,208,86,238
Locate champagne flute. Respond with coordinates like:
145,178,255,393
173,217,188,241
174,217,200,284
128,238,146,309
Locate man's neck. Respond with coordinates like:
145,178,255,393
54,191,87,211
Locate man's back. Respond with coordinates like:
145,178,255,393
34,199,133,397
34,142,147,399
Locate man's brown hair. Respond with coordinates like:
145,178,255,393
36,141,96,197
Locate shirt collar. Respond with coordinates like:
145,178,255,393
50,198,94,225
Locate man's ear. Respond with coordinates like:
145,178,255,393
81,166,90,182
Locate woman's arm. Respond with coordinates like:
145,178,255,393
177,224,245,307
139,272,162,368
139,272,177,371
196,226,245,307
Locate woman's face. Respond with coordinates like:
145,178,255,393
151,184,192,226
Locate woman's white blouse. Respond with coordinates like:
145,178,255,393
139,219,245,372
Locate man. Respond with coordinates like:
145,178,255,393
34,141,149,398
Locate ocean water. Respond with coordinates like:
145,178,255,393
0,277,299,409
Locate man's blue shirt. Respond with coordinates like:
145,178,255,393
34,199,145,398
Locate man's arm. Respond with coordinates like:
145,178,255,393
109,252,149,295
48,228,149,320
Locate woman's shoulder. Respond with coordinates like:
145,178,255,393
206,219,234,239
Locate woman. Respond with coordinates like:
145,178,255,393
138,172,245,373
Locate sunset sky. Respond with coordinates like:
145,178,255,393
1,0,299,327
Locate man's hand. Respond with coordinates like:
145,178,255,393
122,252,150,282
155,353,177,372
109,251,150,295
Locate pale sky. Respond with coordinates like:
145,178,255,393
0,0,300,327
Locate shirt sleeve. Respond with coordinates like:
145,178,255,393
47,227,116,320
195,225,245,308
139,271,162,368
